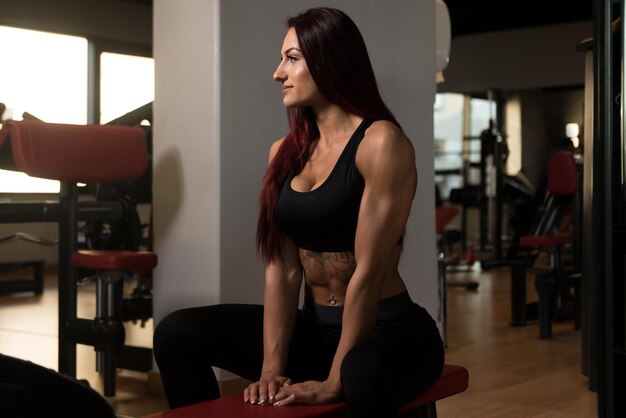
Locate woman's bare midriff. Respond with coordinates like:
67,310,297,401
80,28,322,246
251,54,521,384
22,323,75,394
298,247,407,307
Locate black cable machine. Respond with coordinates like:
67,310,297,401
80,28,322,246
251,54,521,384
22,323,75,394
447,90,517,265
578,1,626,416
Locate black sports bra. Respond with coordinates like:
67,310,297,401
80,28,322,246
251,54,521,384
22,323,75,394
275,119,373,252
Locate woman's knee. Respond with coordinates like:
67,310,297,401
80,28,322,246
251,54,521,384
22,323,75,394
340,346,397,417
153,308,203,359
340,344,386,394
153,304,263,359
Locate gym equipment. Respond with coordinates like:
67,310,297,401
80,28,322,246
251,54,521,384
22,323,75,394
449,115,510,260
143,364,469,418
0,200,127,297
479,173,538,269
578,9,626,406
0,261,45,297
0,233,56,296
0,107,152,298
435,204,479,289
0,120,157,397
507,151,581,337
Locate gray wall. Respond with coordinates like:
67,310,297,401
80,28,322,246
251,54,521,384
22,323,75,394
152,0,439,337
516,88,584,189
439,21,591,94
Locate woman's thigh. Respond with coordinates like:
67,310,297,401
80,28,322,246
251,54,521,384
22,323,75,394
341,317,444,408
154,304,266,381
154,304,337,383
285,318,339,382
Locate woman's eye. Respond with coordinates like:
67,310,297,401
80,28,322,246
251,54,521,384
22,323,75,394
287,55,298,62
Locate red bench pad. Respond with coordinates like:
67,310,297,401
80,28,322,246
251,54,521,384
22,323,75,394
72,250,157,270
399,364,468,411
520,234,572,249
143,364,468,418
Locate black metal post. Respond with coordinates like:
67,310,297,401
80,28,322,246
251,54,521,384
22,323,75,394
0,201,123,223
479,137,488,252
593,0,613,415
510,264,527,326
494,130,504,261
58,182,78,377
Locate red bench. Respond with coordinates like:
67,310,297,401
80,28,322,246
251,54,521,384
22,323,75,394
144,364,468,418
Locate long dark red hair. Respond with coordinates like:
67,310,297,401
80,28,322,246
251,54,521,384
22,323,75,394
257,7,401,262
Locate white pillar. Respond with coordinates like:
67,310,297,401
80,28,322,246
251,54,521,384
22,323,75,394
153,0,221,317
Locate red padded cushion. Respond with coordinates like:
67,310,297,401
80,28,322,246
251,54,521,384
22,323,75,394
399,364,468,412
0,122,9,148
520,234,572,249
142,364,469,418
548,151,577,197
0,120,147,183
72,250,157,270
144,395,344,418
435,207,460,234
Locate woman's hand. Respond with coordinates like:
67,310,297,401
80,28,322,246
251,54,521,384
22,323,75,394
272,379,343,406
244,375,292,405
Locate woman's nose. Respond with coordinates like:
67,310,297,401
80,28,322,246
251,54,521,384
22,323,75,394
273,63,286,82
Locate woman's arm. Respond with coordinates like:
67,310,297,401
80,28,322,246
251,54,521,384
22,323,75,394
274,122,417,405
245,138,304,405
257,236,302,381
328,122,416,386
245,244,302,404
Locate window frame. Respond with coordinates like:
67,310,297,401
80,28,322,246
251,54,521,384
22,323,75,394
88,38,152,124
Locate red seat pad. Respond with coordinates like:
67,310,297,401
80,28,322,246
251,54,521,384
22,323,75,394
520,234,572,249
435,207,460,234
142,365,469,418
72,250,157,270
399,364,468,412
0,120,147,183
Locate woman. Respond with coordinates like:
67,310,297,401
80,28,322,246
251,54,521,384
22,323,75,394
154,7,444,418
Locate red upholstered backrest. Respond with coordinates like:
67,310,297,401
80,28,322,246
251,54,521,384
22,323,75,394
0,122,10,148
0,120,147,183
547,151,577,197
435,206,459,234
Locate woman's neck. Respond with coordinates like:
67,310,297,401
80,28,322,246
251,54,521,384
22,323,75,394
312,104,363,145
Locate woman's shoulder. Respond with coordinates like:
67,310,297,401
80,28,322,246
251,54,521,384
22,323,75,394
269,135,287,163
356,118,416,185
359,120,414,159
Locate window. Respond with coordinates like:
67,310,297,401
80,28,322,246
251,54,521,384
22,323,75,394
434,93,464,198
0,25,88,194
0,26,154,195
434,93,498,199
100,52,154,124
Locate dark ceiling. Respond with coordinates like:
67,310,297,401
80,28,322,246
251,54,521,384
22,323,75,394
116,0,594,38
445,0,593,37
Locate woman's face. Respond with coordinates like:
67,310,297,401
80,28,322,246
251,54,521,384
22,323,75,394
273,27,325,108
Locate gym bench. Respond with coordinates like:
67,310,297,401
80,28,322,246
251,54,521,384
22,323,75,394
144,364,469,418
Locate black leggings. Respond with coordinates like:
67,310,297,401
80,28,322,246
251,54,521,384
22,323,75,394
153,297,444,418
